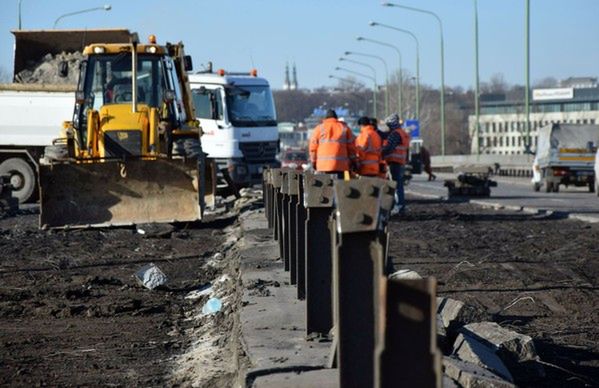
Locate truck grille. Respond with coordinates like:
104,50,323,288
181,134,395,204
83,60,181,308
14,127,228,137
104,130,141,158
239,141,278,163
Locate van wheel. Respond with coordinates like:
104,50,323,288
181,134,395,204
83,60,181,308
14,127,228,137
544,181,553,193
553,183,560,193
0,158,36,203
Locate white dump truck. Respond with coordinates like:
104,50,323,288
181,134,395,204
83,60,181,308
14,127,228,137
0,29,131,202
531,123,599,193
188,68,279,187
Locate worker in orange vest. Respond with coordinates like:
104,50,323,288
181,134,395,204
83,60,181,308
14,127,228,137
309,109,357,177
383,113,411,215
355,116,384,177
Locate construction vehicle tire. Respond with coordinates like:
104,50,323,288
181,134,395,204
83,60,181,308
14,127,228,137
0,157,35,203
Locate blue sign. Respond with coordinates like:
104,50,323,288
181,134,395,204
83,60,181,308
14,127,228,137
405,119,420,138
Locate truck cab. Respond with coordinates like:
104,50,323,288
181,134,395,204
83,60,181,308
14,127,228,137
188,70,279,186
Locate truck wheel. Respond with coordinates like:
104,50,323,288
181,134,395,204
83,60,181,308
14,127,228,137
544,181,553,193
0,158,36,203
533,182,541,192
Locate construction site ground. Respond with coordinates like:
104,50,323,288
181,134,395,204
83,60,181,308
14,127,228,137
389,196,599,387
0,190,597,387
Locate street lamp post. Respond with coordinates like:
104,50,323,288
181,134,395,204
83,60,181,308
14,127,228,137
525,0,531,153
18,0,24,29
338,58,379,117
369,21,420,121
382,2,446,155
474,0,480,157
335,66,377,117
356,36,403,118
345,51,389,117
53,4,112,28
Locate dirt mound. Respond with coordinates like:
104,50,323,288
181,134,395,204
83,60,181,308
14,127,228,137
14,51,82,84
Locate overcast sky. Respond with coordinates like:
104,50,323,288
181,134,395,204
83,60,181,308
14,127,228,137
1,0,597,90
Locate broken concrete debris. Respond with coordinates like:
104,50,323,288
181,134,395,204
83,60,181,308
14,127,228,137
461,322,545,380
134,263,168,290
452,332,514,382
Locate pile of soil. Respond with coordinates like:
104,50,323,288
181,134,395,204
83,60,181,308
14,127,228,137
14,51,82,85
0,210,228,386
389,197,599,387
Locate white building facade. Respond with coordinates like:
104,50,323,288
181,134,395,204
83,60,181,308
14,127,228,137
470,85,599,155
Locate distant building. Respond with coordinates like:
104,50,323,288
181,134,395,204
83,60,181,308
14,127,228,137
282,62,298,91
470,78,599,155
290,63,298,90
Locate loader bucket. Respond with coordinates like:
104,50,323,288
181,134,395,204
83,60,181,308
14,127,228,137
39,158,215,229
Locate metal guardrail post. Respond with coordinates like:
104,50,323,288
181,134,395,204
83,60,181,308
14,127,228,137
303,171,336,336
296,173,307,300
271,168,282,241
287,170,300,285
280,169,290,271
375,277,441,388
263,169,272,228
332,177,395,388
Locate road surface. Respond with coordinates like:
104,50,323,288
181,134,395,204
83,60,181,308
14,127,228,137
407,173,599,223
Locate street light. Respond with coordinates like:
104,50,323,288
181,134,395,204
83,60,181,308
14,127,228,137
382,2,446,155
18,0,24,29
335,66,378,117
369,21,421,121
338,57,379,117
473,0,481,157
345,51,389,117
356,36,403,118
525,0,531,153
53,4,112,28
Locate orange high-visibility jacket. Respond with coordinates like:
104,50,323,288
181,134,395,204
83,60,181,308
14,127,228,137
384,128,411,165
309,118,357,172
355,125,383,176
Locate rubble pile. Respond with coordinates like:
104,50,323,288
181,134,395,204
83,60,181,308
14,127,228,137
14,51,83,84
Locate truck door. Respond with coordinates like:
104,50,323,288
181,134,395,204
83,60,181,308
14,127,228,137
191,86,226,153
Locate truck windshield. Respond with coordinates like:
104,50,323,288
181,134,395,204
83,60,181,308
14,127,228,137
225,85,277,127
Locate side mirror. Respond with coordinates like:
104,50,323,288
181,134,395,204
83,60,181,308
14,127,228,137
183,55,193,72
59,61,69,78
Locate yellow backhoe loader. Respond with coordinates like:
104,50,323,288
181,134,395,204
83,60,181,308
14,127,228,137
39,33,215,228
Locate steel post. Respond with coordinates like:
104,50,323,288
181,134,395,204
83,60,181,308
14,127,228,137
375,277,441,388
271,169,282,241
280,169,290,271
287,170,299,285
331,177,396,388
296,173,307,300
303,172,336,336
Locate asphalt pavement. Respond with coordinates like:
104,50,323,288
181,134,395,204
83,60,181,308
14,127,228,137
406,172,599,223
